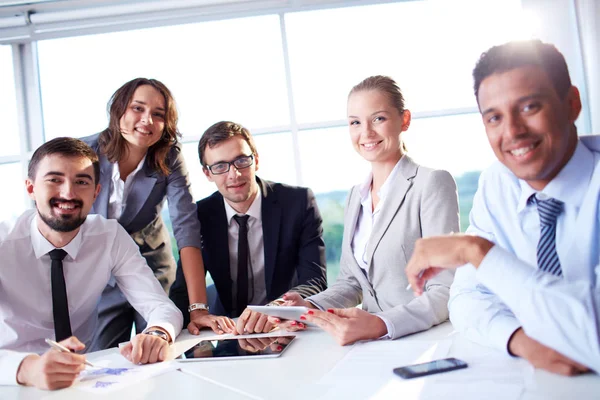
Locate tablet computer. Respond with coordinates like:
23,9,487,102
247,305,311,324
176,335,296,362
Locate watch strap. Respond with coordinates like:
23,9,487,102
145,329,170,343
188,302,210,313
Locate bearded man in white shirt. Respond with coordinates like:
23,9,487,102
0,137,183,390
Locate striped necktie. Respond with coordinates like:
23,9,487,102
529,195,563,276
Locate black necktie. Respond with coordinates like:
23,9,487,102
233,215,250,317
49,249,72,341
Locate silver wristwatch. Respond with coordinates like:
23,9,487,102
145,329,170,343
188,302,210,313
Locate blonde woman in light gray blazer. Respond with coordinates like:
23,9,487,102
283,76,459,345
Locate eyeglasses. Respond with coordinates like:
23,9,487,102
206,154,255,175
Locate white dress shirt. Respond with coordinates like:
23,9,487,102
349,157,404,337
108,157,146,220
224,186,267,306
0,210,183,385
351,157,403,272
449,137,600,370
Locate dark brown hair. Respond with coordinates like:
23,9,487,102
29,137,100,184
349,75,408,152
198,121,258,166
98,78,181,176
473,39,572,101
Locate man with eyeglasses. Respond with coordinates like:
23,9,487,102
169,121,327,335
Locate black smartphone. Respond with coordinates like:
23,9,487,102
393,357,468,379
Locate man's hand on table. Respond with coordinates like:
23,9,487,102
16,336,86,390
120,329,171,364
508,328,590,376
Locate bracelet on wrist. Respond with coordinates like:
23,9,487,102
267,298,285,306
188,302,210,313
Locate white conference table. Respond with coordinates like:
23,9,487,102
2,322,599,400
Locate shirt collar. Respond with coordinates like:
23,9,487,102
30,214,84,260
357,171,373,205
224,184,263,224
358,155,405,205
516,139,594,213
112,156,147,181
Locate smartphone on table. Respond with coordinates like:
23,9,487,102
393,357,468,379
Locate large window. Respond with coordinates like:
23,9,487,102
0,46,26,221
0,46,20,157
404,113,495,231
298,126,369,194
8,0,584,285
38,15,289,141
285,0,526,124
0,163,27,221
286,0,527,281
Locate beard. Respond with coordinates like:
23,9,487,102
37,198,86,233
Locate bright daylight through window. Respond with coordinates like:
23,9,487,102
5,0,539,282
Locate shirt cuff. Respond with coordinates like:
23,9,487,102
306,299,325,311
374,314,393,339
175,236,202,250
0,351,34,385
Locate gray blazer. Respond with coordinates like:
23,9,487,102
308,155,459,339
82,133,202,288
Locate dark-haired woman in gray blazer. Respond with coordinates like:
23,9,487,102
283,76,459,344
84,78,235,350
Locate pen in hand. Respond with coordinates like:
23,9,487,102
45,338,96,368
406,271,424,291
407,231,454,291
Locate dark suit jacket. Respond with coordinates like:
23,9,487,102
169,177,327,322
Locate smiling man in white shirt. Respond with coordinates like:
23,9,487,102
405,39,600,375
0,137,182,390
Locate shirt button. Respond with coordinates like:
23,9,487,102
537,192,548,200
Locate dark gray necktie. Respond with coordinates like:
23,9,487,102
233,215,250,317
49,249,72,341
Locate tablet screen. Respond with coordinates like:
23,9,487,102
177,335,296,361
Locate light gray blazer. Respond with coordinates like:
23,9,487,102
308,155,459,339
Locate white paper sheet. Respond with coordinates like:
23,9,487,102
369,343,532,400
75,352,177,393
318,339,452,400
371,379,524,400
